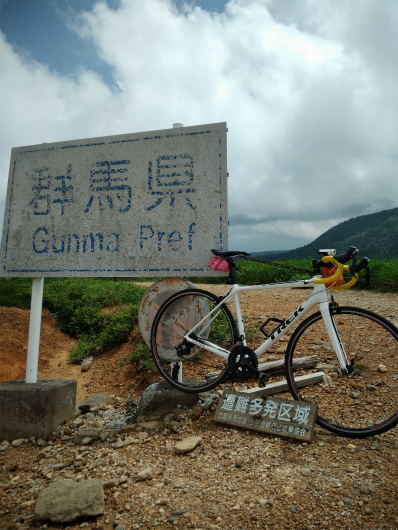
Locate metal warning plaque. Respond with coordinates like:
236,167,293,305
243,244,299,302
214,391,318,442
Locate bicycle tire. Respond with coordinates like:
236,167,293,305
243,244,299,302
285,306,398,438
150,288,238,393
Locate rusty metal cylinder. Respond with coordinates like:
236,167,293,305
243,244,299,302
138,278,196,347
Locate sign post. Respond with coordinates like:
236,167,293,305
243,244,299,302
25,277,44,383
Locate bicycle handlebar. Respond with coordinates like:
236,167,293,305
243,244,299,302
333,246,359,264
354,256,370,273
313,246,369,289
314,258,345,285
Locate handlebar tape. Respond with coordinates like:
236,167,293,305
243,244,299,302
314,249,369,288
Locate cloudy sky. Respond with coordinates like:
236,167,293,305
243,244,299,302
0,0,397,252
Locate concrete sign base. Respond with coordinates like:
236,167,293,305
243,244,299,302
0,379,76,440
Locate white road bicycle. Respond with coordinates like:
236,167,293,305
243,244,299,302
150,247,398,438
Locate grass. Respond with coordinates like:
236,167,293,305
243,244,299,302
123,340,156,371
352,362,369,372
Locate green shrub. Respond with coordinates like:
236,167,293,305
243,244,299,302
68,303,141,362
124,339,156,371
0,278,32,308
363,258,398,290
43,278,145,337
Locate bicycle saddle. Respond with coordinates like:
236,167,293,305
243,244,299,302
211,249,250,258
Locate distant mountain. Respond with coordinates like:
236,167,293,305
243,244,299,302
254,208,398,261
251,250,289,257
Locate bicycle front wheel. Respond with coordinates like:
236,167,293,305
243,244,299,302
285,306,398,438
150,289,237,393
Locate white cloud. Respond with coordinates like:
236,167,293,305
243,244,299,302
1,0,397,252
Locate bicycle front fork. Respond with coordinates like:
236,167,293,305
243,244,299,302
319,302,352,375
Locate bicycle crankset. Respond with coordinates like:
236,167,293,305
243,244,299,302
228,345,258,380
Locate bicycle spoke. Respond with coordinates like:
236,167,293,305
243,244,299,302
151,289,237,393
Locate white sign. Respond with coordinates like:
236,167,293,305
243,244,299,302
0,122,228,277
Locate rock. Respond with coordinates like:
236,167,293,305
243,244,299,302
77,393,112,414
11,438,27,447
124,436,139,446
74,428,100,444
126,395,138,407
136,381,198,421
103,478,119,489
80,356,93,372
118,424,136,434
377,364,387,373
322,375,333,386
360,481,376,494
201,395,218,411
189,405,203,420
137,421,160,432
35,478,104,523
174,436,202,454
136,468,153,481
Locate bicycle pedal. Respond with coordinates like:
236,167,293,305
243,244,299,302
258,372,269,388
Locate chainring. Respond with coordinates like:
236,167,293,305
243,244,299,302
228,345,258,380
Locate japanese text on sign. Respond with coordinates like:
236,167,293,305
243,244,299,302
214,392,317,442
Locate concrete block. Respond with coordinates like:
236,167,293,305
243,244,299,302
0,379,76,440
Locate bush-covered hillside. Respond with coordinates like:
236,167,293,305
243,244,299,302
254,208,398,261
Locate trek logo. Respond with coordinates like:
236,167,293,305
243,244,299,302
269,305,305,340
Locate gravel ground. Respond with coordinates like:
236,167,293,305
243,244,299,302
1,396,397,530
1,286,397,530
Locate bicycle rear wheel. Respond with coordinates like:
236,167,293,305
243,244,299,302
285,306,398,438
150,289,237,393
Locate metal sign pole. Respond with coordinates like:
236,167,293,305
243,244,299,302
25,277,44,383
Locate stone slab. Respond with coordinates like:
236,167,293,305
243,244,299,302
0,379,76,440
136,380,199,421
0,122,228,277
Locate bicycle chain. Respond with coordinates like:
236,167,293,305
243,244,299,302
243,255,314,274
241,255,396,288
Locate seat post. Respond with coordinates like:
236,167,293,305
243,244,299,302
227,258,238,285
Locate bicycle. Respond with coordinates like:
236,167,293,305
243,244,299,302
150,246,398,438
